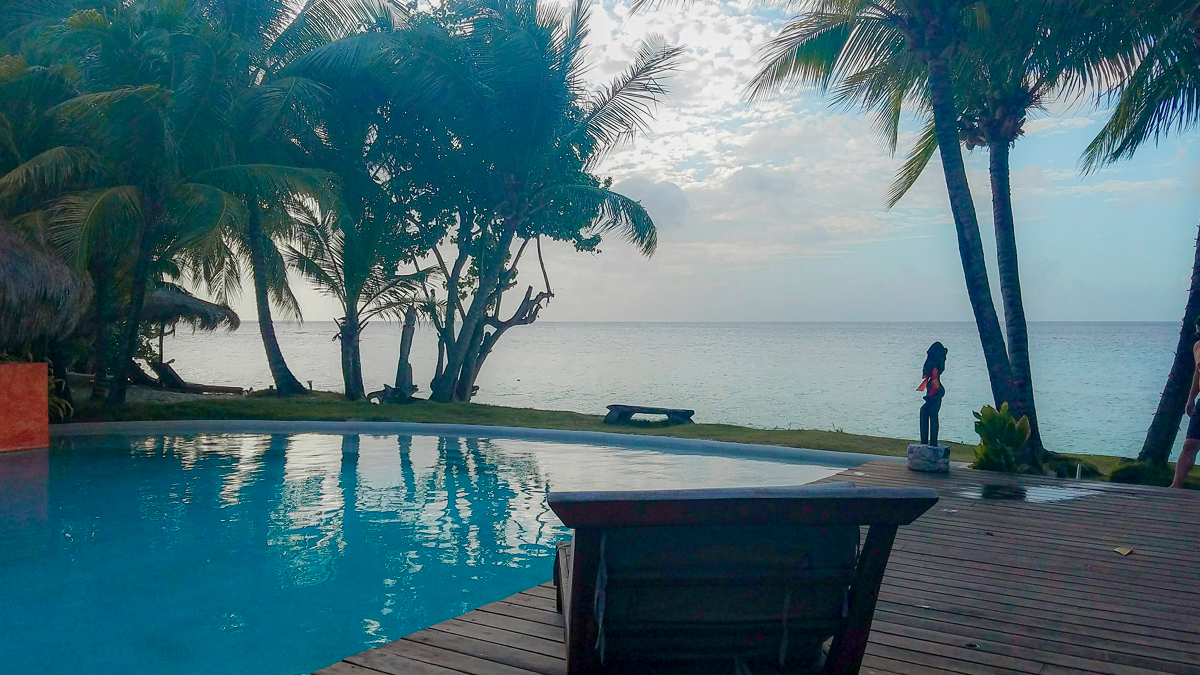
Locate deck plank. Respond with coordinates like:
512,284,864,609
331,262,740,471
314,461,1200,675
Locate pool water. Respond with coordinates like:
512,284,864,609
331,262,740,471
0,433,840,675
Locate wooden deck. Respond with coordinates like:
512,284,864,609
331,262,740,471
315,460,1200,675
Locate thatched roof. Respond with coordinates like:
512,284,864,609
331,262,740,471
0,226,93,350
142,286,240,332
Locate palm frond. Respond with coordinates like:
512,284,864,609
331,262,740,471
1083,19,1200,169
285,201,347,303
48,85,165,130
886,118,938,208
549,184,657,256
747,15,852,101
359,267,430,321
164,184,247,302
0,111,20,164
46,185,141,269
0,146,101,205
266,0,408,74
189,164,340,207
263,239,304,321
246,76,335,137
580,34,683,156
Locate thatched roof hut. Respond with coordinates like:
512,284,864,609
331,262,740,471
0,227,92,351
142,286,240,332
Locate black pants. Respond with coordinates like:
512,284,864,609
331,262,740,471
920,394,943,446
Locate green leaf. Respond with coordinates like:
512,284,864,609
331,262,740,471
47,185,141,270
189,164,340,207
0,146,101,205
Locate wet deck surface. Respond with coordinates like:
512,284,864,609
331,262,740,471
315,460,1200,675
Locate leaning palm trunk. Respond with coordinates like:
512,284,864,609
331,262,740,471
1139,218,1200,465
927,57,1015,410
247,208,307,395
108,197,163,405
90,273,111,402
989,141,1043,461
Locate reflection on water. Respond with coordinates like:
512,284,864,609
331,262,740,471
0,433,836,675
955,483,1102,503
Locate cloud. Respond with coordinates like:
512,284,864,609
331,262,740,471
612,177,690,228
1024,116,1096,136
219,0,1200,325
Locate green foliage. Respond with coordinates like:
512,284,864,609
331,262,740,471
48,373,73,421
1109,460,1174,487
971,402,1031,473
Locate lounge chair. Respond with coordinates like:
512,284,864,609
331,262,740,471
549,483,938,675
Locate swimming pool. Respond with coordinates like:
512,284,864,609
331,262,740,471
0,428,847,675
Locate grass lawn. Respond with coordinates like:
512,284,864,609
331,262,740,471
67,391,1178,480
76,395,977,454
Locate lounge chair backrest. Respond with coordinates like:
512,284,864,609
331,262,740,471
549,483,938,675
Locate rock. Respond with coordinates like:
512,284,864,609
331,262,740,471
907,443,950,473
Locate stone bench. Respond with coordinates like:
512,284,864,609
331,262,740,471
604,404,695,425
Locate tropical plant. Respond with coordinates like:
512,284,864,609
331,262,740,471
1082,0,1200,465
746,0,1018,431
353,0,679,403
0,2,338,405
823,1,1122,461
189,0,407,396
971,402,1031,473
286,201,429,399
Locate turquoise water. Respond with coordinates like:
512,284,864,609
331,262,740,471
0,433,839,675
164,321,1184,458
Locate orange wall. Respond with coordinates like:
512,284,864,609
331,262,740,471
0,362,49,452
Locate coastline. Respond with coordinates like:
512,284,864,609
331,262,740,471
64,393,1131,476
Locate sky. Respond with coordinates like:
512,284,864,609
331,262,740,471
237,0,1200,323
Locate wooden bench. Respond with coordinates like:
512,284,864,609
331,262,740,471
603,404,695,425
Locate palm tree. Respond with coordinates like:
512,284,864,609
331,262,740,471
285,200,428,400
360,0,678,403
264,7,437,401
835,1,1117,459
196,0,406,395
0,3,337,404
747,0,1017,419
1084,0,1200,464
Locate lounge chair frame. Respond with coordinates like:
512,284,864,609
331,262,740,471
550,484,938,675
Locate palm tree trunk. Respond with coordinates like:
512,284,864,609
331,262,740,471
1139,217,1200,464
340,305,365,401
247,206,307,395
395,306,416,396
989,141,1044,461
90,270,110,402
927,57,1014,409
108,198,162,406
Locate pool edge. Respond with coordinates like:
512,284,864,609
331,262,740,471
51,420,905,468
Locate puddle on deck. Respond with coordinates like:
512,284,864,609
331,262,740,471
955,484,1102,503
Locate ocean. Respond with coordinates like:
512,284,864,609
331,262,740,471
161,321,1185,459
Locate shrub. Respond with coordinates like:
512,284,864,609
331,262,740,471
1109,461,1173,487
971,403,1031,473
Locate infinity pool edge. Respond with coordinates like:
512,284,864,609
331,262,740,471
51,419,906,468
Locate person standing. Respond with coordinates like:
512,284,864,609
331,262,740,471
1172,319,1200,489
918,342,948,446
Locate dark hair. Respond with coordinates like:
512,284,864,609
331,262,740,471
923,341,948,378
